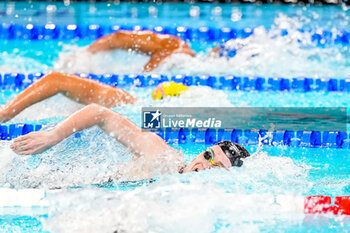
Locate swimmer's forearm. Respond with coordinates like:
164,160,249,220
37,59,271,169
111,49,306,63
10,104,104,155
87,34,113,53
50,103,138,147
11,104,137,155
0,72,136,123
87,32,126,53
11,104,105,155
50,104,109,144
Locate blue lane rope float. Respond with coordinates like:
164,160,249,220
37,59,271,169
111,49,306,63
0,23,349,44
2,73,350,93
0,124,42,140
1,123,349,149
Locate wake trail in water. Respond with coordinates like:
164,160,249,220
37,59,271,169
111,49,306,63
42,150,312,233
0,14,348,78
49,14,350,78
0,52,50,74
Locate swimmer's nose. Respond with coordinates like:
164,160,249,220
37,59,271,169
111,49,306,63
193,163,207,172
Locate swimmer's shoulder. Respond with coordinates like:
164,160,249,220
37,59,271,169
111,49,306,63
161,147,185,165
116,29,161,39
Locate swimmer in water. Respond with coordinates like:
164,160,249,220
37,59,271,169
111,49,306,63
0,75,250,179
86,30,196,72
0,29,243,120
0,30,248,121
9,102,250,178
0,72,188,122
84,29,245,72
0,30,251,179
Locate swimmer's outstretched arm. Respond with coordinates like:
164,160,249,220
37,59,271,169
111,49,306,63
11,104,167,155
144,51,172,72
87,31,166,72
0,72,136,122
87,31,134,54
87,30,196,72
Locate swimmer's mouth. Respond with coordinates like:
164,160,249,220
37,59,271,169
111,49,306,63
190,163,201,172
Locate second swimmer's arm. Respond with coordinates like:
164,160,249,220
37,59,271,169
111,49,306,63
87,32,130,54
144,51,173,72
11,104,142,155
0,72,136,123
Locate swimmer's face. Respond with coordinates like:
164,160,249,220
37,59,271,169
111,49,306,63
182,145,232,173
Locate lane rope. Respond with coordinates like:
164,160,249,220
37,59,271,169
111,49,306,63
1,73,350,92
0,24,349,44
1,124,349,148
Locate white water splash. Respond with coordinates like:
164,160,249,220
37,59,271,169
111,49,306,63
1,127,134,189
53,45,147,74
150,86,234,107
0,52,50,74
0,11,348,233
46,14,350,78
0,15,348,78
156,16,349,77
1,94,84,124
42,150,311,233
0,15,347,78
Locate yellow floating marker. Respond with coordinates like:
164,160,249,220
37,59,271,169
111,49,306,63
152,81,189,100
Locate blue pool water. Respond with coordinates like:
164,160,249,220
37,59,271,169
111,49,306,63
0,2,349,30
1,28,350,77
1,1,350,233
0,86,349,232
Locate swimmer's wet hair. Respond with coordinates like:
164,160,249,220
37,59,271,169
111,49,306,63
215,141,250,167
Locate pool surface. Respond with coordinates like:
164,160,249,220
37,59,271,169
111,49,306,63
0,1,350,233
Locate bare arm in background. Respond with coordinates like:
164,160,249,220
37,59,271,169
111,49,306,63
87,30,195,72
11,104,169,156
0,72,137,122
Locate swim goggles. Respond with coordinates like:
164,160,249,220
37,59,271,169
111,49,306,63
203,148,228,170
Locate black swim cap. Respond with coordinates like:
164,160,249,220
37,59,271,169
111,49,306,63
215,141,250,167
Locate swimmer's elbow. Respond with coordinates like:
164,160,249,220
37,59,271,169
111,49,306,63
86,103,105,111
212,46,220,53
86,104,125,129
85,104,110,122
143,62,157,72
184,48,196,57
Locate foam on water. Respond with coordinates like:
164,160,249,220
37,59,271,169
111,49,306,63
0,51,49,74
0,83,348,189
0,127,136,189
150,86,233,107
0,15,347,78
53,45,148,74
0,122,313,192
0,86,235,189
1,94,84,124
157,15,350,77
227,91,350,108
41,150,311,233
0,84,315,190
0,12,349,232
3,84,350,129
0,85,232,126
46,14,350,77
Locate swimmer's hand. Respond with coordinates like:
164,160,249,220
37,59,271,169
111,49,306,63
10,131,58,155
209,46,220,57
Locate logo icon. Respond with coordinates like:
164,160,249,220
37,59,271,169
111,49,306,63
143,110,162,129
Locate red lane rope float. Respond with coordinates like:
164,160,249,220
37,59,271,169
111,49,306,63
305,195,350,215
